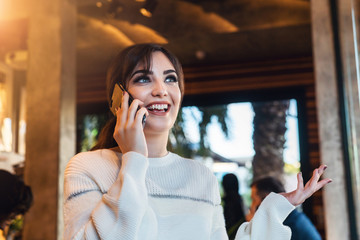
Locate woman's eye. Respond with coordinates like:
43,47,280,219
134,75,150,83
165,75,178,83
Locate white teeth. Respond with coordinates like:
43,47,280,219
148,104,168,110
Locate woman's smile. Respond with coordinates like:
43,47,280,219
146,102,170,115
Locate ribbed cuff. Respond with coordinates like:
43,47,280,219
121,151,149,177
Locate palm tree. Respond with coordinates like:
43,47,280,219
251,100,290,182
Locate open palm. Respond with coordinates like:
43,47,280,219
281,165,331,206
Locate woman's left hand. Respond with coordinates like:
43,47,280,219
280,164,332,206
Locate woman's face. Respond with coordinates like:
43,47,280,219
127,51,182,134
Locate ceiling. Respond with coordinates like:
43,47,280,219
0,0,312,78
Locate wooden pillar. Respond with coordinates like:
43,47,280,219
310,0,351,239
23,0,76,239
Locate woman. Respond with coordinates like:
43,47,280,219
63,43,331,240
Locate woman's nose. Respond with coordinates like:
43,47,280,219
152,80,168,97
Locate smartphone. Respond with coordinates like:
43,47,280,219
110,83,146,126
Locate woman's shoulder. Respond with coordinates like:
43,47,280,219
65,149,121,175
64,149,122,198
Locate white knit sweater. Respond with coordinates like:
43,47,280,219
63,149,294,240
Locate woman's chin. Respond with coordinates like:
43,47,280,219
144,122,173,134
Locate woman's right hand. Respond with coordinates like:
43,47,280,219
113,91,149,157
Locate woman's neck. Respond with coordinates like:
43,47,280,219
145,131,169,158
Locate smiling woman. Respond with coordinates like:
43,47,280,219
63,43,331,240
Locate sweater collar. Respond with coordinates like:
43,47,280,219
148,151,175,167
111,150,176,167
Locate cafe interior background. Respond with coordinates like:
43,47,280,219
0,0,359,239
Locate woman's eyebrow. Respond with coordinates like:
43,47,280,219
164,69,176,75
130,69,152,78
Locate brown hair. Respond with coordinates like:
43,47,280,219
92,43,184,150
251,176,285,201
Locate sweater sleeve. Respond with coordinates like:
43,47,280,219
234,193,295,240
210,204,229,239
210,175,229,240
63,151,158,240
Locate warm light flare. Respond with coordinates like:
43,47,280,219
0,83,5,117
140,8,152,18
176,1,238,33
0,117,12,152
0,0,29,21
106,18,168,44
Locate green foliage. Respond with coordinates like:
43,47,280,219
2,215,24,239
168,108,195,158
8,215,23,232
80,114,108,152
284,162,300,174
169,105,230,158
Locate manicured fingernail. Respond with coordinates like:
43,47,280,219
328,179,333,183
323,165,327,170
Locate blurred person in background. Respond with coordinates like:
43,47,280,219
222,173,246,239
248,176,322,240
0,170,33,240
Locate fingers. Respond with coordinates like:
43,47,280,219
135,107,148,127
114,92,141,141
113,92,148,156
116,91,144,128
305,164,332,193
310,165,327,185
318,164,327,175
297,172,304,191
316,165,332,191
284,165,332,207
126,99,145,126
315,178,332,192
305,167,321,188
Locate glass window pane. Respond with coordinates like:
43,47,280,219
173,99,300,208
